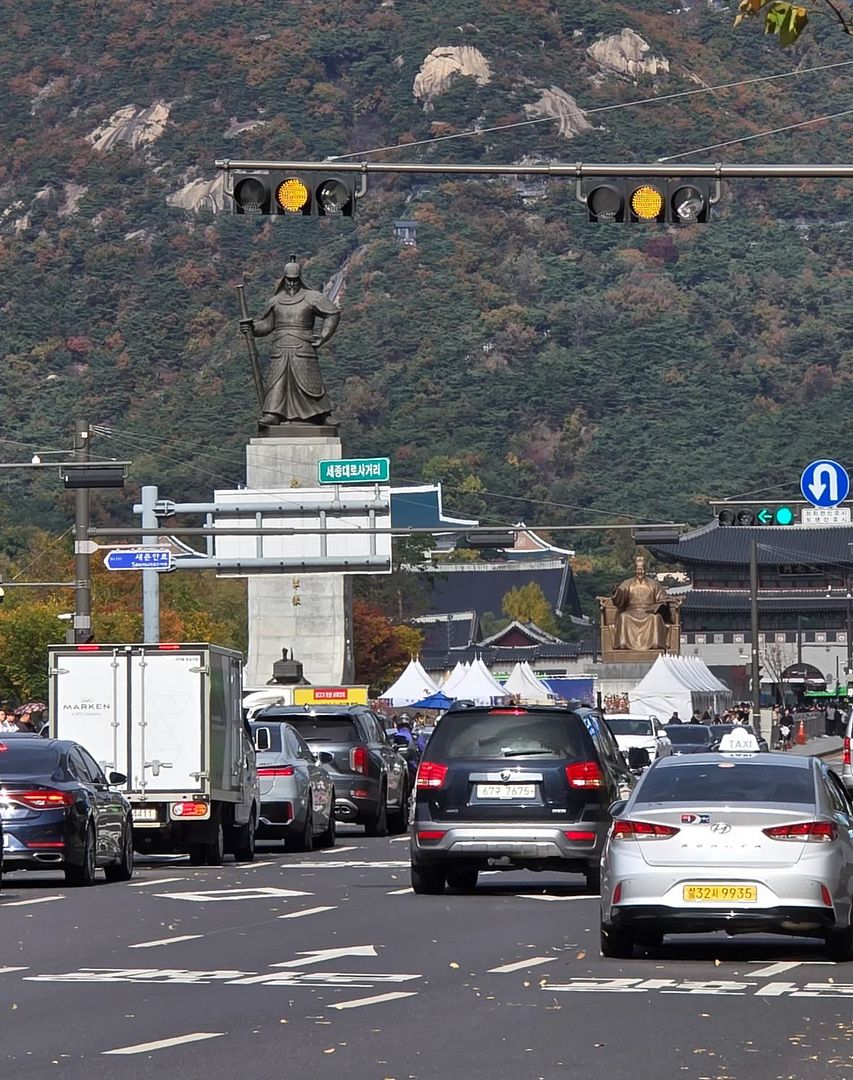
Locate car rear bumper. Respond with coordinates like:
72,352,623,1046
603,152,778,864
334,779,381,822
411,822,606,865
257,800,296,835
607,904,837,935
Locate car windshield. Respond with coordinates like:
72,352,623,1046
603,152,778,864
636,762,814,805
606,718,654,737
666,725,713,745
0,741,63,778
427,712,585,760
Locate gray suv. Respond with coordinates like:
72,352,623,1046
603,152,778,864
254,706,409,835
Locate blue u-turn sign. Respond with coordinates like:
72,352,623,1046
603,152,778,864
800,459,850,508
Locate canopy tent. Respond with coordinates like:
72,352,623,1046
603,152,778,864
675,657,732,713
410,690,455,711
452,657,511,706
628,654,717,721
503,662,554,705
380,658,439,707
441,661,470,695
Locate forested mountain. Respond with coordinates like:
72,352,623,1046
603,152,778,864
1,0,852,555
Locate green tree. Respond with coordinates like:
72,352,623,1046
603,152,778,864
734,0,852,45
501,583,557,634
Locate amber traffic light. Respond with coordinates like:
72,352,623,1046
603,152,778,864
585,179,717,223
229,170,357,217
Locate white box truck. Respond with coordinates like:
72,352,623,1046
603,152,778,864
48,643,259,865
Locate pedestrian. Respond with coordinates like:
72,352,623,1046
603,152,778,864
0,709,14,732
667,711,682,725
689,710,701,725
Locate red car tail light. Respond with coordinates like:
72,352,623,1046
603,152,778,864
15,790,74,810
257,765,296,777
563,830,597,842
171,801,209,818
417,830,445,843
416,761,448,790
489,708,528,715
566,761,604,789
25,841,65,849
612,883,623,904
612,819,680,840
763,821,837,843
821,884,833,906
350,746,369,775
844,737,851,767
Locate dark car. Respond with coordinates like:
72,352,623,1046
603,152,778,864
666,724,715,755
409,704,636,895
710,724,769,752
0,734,133,886
254,706,409,835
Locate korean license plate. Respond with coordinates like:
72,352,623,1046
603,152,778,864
132,807,159,822
683,884,757,903
476,784,536,800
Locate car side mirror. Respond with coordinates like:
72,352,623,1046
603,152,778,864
108,771,127,785
317,750,334,765
608,799,628,818
254,727,271,753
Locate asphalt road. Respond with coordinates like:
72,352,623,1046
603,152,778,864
3,830,853,1080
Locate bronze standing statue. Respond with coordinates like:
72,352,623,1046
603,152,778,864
239,258,341,427
611,555,670,652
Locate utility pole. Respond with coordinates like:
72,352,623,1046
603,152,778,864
141,485,160,643
750,540,761,727
72,420,92,644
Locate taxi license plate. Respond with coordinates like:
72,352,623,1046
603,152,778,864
683,884,757,903
132,807,159,822
476,784,535,800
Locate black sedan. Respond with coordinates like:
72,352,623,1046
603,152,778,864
0,734,134,886
710,723,770,752
665,724,716,755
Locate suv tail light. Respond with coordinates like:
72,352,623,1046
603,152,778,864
844,737,851,767
350,746,369,775
416,761,448,790
566,761,604,789
14,790,75,810
612,819,680,840
257,765,296,777
763,821,837,843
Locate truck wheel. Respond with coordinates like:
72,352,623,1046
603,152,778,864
285,803,314,853
105,819,135,882
364,789,388,837
204,819,225,866
233,812,256,863
65,824,97,887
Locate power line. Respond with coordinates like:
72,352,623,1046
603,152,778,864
658,107,853,162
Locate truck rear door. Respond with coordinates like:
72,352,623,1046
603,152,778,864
50,648,129,778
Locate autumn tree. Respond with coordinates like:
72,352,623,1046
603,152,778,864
501,582,557,635
352,599,424,696
734,0,852,45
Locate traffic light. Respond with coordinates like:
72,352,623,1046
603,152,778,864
228,169,358,217
583,178,717,223
717,506,796,527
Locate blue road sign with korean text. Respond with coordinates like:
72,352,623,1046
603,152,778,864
800,459,850,508
104,549,173,572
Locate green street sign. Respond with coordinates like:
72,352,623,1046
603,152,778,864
318,457,389,485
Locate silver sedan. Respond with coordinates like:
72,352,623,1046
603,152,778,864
600,752,853,960
250,720,336,852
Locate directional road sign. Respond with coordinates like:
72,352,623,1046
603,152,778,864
104,549,173,572
800,459,850,508
318,457,389,484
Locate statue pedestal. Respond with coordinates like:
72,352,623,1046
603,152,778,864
244,433,352,688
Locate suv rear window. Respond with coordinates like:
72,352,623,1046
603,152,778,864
666,726,712,745
283,715,359,743
637,762,814,805
605,718,654,737
426,711,586,761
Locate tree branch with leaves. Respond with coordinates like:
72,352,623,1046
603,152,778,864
735,0,852,45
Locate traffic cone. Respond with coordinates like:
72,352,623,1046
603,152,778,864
796,718,807,745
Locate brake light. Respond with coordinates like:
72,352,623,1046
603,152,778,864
416,761,448,790
77,644,100,651
350,746,368,775
25,841,65,849
489,708,528,715
821,884,833,906
417,830,445,843
844,738,851,767
563,830,597,842
257,765,296,777
15,790,74,810
612,882,623,904
171,801,209,818
612,820,680,840
566,761,604,789
763,821,837,843
158,643,181,650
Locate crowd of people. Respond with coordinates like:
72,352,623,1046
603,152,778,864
665,705,754,725
0,704,46,734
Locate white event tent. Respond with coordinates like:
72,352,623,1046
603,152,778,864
452,658,511,706
503,662,554,705
380,658,439,707
441,661,469,696
628,654,730,721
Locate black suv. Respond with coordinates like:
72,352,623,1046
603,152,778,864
255,706,409,835
409,704,634,894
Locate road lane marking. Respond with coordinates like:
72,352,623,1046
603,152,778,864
517,894,598,902
3,895,65,907
749,961,803,978
243,861,276,869
154,887,311,902
272,945,378,969
279,860,408,869
328,991,417,1010
387,887,414,895
103,1032,224,1055
127,877,185,888
129,935,204,949
278,906,337,919
0,967,28,975
319,846,360,854
488,956,558,974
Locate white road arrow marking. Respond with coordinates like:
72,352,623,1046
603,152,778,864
272,945,378,969
103,1032,224,1056
154,887,311,902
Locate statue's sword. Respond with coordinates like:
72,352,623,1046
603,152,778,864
236,281,265,409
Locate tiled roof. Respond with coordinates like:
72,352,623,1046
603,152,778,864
682,589,853,614
649,521,853,567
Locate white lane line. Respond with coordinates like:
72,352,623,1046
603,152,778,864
387,887,414,895
244,861,276,869
388,836,409,843
127,877,185,888
155,887,311,903
278,906,337,920
488,956,558,974
279,860,408,869
0,967,28,975
103,1032,224,1056
320,846,360,854
328,991,417,1010
517,894,598,902
3,895,65,908
749,961,803,979
129,935,203,949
